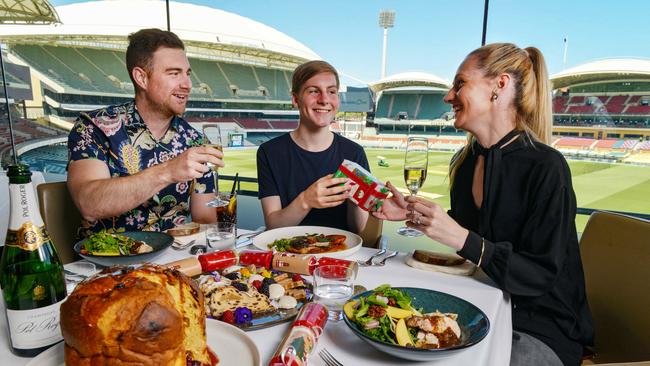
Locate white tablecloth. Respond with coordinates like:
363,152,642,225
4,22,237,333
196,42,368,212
0,233,512,366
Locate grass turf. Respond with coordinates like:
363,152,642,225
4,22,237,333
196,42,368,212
220,147,650,252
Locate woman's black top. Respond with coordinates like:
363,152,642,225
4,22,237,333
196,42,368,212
452,131,594,366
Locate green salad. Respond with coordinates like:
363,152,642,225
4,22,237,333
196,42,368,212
344,285,462,349
344,285,422,345
81,231,152,256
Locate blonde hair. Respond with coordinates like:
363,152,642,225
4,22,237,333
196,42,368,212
449,43,552,187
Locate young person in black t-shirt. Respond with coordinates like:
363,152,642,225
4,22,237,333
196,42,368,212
375,43,594,366
256,61,369,233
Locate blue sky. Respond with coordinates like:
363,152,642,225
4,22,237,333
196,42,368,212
51,0,650,86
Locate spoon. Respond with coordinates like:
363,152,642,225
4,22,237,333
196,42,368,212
376,251,399,266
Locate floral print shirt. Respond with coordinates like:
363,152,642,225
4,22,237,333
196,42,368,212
68,101,216,237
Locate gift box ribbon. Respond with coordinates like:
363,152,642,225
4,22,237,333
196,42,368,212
338,165,389,208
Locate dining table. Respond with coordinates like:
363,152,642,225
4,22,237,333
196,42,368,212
0,228,512,366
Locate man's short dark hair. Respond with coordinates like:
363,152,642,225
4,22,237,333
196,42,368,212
291,60,340,95
126,28,185,87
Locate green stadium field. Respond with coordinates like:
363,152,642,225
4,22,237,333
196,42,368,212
220,147,650,252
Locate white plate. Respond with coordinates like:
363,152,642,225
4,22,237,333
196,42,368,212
252,226,363,258
26,320,261,366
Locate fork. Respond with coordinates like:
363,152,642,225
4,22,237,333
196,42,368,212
172,239,196,250
63,269,89,279
357,248,386,267
375,251,399,266
236,225,265,239
318,348,344,366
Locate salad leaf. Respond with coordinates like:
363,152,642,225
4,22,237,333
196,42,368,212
366,294,389,307
356,298,369,318
349,285,419,346
82,231,139,256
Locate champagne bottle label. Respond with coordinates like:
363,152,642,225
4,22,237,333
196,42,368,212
5,221,50,251
6,299,65,349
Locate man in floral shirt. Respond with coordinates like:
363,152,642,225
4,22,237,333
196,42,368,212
67,29,223,237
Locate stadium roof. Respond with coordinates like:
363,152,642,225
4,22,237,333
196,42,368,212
551,58,650,89
369,72,451,93
0,0,319,69
0,0,59,24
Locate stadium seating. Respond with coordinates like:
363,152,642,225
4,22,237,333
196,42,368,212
638,141,650,151
593,139,617,149
390,94,418,119
254,67,291,100
612,140,638,149
625,105,650,115
553,96,568,113
234,118,272,129
218,63,261,98
375,92,449,120
268,120,298,130
190,58,235,98
0,119,67,164
569,95,586,104
13,44,92,91
553,137,596,149
628,95,642,104
601,95,623,114
11,44,293,102
416,94,450,119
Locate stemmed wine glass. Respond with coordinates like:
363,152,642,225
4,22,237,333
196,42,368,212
201,123,223,172
202,124,228,207
397,137,429,237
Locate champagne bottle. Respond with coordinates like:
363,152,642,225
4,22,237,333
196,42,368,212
0,164,67,357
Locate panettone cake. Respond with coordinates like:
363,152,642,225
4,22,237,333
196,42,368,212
60,264,217,366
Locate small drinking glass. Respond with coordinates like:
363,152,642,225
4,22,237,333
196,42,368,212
205,222,236,251
202,123,223,171
313,265,357,322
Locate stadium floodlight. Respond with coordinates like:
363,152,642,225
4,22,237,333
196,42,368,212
379,10,395,29
379,10,395,79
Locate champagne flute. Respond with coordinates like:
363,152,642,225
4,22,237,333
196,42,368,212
201,123,223,172
202,123,226,207
397,137,429,237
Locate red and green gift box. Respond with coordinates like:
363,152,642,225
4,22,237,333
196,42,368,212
333,159,389,212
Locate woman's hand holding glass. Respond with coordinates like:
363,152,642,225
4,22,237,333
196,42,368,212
404,197,469,251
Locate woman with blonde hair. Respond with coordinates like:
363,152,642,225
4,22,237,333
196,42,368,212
376,43,593,365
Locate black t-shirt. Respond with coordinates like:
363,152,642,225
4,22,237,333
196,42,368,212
257,132,369,231
453,132,594,366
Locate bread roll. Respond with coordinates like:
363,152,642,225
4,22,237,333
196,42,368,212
60,264,216,366
166,222,201,236
412,250,467,266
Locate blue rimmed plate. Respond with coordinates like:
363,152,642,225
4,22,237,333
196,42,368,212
73,231,173,267
343,287,490,361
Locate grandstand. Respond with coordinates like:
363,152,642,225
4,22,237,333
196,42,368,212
0,0,315,137
550,59,650,129
368,72,456,135
0,118,67,166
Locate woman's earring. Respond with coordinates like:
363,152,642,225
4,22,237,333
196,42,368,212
491,91,498,101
